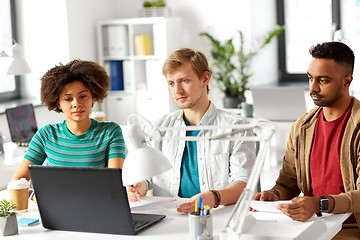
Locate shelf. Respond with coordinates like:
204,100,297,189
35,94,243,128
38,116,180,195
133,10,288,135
103,55,162,61
96,17,182,125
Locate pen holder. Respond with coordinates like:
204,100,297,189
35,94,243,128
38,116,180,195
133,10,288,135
188,212,213,240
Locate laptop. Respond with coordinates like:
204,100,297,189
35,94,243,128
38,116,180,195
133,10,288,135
251,86,307,121
28,166,165,235
5,104,38,146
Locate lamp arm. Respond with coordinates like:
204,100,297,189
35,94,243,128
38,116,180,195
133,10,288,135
220,126,275,239
152,120,271,142
154,123,257,132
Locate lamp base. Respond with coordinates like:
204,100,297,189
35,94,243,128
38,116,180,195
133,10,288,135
220,214,257,240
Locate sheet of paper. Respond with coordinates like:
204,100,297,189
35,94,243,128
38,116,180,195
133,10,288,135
130,196,188,210
250,200,292,213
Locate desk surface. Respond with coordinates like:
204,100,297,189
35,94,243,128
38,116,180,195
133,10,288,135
0,142,27,190
0,190,350,240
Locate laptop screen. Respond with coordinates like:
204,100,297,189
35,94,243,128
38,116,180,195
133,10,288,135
5,104,38,146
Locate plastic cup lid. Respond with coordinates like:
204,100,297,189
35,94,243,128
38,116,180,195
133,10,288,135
7,178,30,190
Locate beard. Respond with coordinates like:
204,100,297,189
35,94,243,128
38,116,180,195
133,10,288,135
176,90,204,109
177,97,200,109
310,90,343,107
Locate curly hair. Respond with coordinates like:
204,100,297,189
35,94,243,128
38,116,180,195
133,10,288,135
40,59,110,113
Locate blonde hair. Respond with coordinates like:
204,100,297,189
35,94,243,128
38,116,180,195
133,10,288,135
162,48,210,93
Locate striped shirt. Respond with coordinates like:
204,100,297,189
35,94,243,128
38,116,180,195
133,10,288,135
24,119,126,167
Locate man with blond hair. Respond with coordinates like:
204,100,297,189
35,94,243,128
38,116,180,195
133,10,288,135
128,48,256,212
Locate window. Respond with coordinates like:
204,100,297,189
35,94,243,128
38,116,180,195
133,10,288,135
0,0,20,102
276,0,341,83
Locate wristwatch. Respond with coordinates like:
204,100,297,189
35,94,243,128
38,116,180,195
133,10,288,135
316,196,329,217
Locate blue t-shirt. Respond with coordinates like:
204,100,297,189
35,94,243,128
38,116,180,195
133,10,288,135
178,117,201,198
24,119,126,167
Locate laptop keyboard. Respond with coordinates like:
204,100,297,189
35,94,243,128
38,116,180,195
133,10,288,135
133,220,149,229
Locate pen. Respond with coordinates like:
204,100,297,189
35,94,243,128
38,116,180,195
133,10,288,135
197,197,203,215
132,185,141,202
195,199,198,214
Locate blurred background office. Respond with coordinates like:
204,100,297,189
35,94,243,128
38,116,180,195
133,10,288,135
1,0,360,189
3,0,359,108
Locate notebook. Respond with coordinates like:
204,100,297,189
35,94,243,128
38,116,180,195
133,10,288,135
5,104,38,146
251,86,307,121
28,166,165,235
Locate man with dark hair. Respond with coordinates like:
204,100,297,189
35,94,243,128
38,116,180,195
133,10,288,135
254,42,360,238
128,48,256,212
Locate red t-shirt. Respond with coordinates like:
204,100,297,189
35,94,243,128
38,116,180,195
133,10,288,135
310,99,354,222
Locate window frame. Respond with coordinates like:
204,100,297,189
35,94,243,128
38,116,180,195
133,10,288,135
276,0,341,84
0,0,21,102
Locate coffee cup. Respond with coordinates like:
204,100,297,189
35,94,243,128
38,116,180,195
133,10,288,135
7,178,30,211
91,111,106,122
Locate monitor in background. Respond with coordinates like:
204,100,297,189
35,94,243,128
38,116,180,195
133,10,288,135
251,86,307,121
5,104,38,146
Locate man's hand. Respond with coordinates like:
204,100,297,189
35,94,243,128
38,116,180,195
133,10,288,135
277,196,320,222
177,191,216,213
126,181,147,202
253,189,280,201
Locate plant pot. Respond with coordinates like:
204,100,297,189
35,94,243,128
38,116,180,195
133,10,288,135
223,97,245,108
0,215,18,236
142,7,156,17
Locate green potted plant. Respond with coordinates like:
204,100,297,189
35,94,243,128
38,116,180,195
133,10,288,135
143,1,153,8
199,26,284,108
0,199,18,236
153,0,165,7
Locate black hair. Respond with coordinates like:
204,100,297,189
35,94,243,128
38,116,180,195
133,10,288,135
309,42,355,74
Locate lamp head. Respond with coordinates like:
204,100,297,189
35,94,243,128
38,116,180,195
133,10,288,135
7,42,31,75
122,123,173,186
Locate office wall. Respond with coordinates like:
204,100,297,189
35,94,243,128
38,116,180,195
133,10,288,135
113,0,279,106
16,0,279,106
15,0,119,100
15,0,70,100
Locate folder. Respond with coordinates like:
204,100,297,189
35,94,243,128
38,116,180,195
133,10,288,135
107,25,128,57
134,35,152,56
109,61,124,91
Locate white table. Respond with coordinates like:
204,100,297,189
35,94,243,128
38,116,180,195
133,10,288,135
0,190,350,240
0,142,27,189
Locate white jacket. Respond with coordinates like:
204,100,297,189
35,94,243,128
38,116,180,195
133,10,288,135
150,102,256,197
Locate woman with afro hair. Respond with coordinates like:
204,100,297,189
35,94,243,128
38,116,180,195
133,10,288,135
12,59,125,182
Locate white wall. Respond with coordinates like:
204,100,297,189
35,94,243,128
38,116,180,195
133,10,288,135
15,0,120,100
16,0,279,108
16,0,70,100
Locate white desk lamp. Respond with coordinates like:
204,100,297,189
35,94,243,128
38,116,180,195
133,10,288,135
122,114,276,239
122,119,173,186
1,40,31,76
